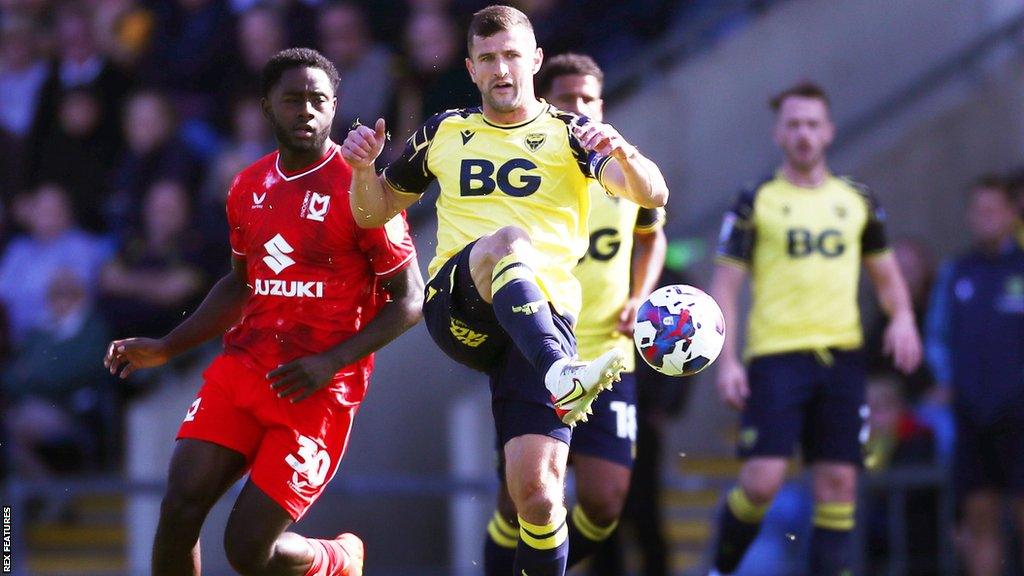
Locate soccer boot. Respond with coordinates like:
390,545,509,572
548,348,625,426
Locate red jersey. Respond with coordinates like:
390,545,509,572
223,144,415,402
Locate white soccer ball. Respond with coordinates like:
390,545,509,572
633,284,726,376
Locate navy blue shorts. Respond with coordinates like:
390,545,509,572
954,418,1024,500
496,371,637,480
423,241,576,448
738,350,867,465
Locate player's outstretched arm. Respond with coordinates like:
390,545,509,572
865,252,923,374
342,118,419,228
104,256,250,378
269,257,425,402
574,122,668,209
617,227,668,334
709,262,749,410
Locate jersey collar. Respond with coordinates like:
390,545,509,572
480,103,550,130
275,144,339,182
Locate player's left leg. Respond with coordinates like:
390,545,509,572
223,480,362,576
565,372,638,568
805,349,867,576
569,455,631,567
223,379,364,576
470,227,624,425
809,462,857,576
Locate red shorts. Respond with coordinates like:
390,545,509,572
177,354,360,520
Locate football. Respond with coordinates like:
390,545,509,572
633,284,726,376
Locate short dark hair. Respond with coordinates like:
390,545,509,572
467,5,533,55
970,174,1014,202
260,47,340,98
769,81,830,112
535,53,604,97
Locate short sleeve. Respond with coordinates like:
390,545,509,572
715,188,758,267
635,207,666,233
226,174,246,256
860,189,889,255
356,211,416,279
382,111,454,195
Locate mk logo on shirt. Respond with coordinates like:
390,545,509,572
300,191,331,222
263,234,296,273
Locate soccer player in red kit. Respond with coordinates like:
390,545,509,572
104,48,423,576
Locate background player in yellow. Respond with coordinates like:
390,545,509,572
481,53,667,575
341,6,668,576
707,82,922,576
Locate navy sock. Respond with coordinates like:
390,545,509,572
490,254,567,375
712,487,769,574
810,503,855,576
514,514,569,576
566,504,617,568
484,511,518,576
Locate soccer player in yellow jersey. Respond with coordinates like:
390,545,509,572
481,53,667,575
707,82,922,576
341,7,668,575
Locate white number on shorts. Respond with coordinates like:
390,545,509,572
609,401,637,442
183,398,201,422
285,435,331,489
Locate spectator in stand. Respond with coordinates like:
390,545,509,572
29,88,121,233
0,15,59,195
141,0,235,120
200,95,274,259
50,1,132,120
100,180,214,339
0,183,113,344
862,373,938,576
317,1,395,136
107,90,203,237
926,177,1024,576
91,0,157,68
2,268,112,486
391,9,477,154
217,3,286,124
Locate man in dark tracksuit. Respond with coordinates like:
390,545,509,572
926,177,1024,576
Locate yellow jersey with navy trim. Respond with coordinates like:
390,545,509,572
383,105,611,319
574,181,665,370
716,173,890,359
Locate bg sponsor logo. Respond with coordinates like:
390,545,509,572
254,279,324,298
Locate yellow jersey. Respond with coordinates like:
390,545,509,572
716,172,890,359
384,105,611,319
574,181,665,370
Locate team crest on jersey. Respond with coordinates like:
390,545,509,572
300,191,331,222
834,204,848,219
524,132,547,152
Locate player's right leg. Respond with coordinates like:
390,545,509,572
152,439,248,576
708,458,788,576
156,354,265,576
709,353,812,575
469,227,624,425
